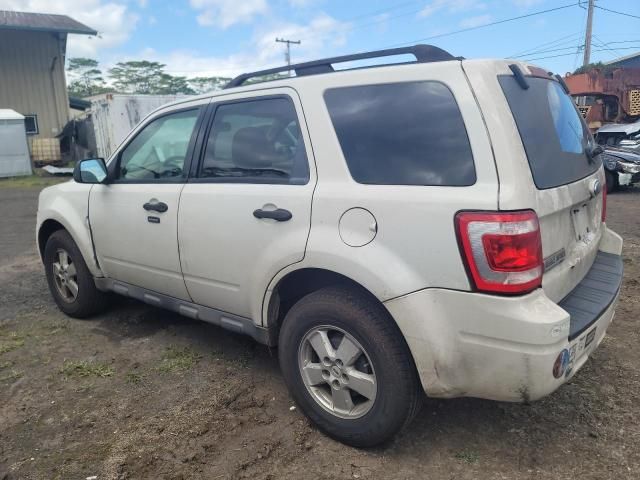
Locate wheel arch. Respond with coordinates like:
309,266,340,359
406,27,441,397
37,214,102,277
37,219,66,260
264,267,403,346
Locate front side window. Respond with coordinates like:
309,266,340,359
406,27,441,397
118,109,200,181
324,81,476,186
199,97,309,184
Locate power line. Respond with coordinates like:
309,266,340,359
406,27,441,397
508,32,581,58
574,3,588,70
378,2,579,49
515,45,583,59
511,36,583,59
592,34,625,58
595,5,640,21
601,39,640,44
525,46,640,62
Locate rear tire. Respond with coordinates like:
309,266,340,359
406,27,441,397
605,169,617,193
44,230,109,318
278,286,422,447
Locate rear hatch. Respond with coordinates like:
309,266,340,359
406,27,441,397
492,65,605,302
462,60,604,302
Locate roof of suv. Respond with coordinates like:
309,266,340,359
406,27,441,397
225,44,460,88
157,44,464,111
155,46,544,115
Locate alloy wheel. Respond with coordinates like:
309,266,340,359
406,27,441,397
52,248,78,302
298,325,377,419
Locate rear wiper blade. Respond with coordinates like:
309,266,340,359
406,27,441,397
585,144,604,164
508,64,529,90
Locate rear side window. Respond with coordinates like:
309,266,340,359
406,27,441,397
199,97,309,184
499,76,600,189
324,82,476,186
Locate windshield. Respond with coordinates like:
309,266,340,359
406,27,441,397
499,75,601,189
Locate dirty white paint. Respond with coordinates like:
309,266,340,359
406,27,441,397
89,94,193,159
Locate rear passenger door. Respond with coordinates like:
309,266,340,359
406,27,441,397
178,89,316,320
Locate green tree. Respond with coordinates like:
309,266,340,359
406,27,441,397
67,57,107,97
108,61,201,95
573,62,616,75
245,72,289,85
187,76,232,94
108,61,168,94
156,74,196,95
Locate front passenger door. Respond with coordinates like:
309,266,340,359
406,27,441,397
90,104,204,300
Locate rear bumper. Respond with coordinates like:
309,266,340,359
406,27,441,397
560,251,623,340
384,227,623,403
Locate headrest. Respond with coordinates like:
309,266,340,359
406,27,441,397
231,126,273,168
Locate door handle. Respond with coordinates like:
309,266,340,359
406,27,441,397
253,208,292,222
143,201,168,213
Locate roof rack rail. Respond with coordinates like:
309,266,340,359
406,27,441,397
224,44,459,89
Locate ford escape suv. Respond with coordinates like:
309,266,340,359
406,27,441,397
37,45,623,447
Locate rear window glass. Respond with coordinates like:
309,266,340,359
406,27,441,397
324,81,476,186
499,76,601,189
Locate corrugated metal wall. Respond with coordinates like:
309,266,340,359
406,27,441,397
0,30,69,140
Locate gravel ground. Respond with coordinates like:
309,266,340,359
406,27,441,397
1,185,639,480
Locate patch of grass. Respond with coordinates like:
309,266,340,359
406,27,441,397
157,346,201,373
0,360,14,370
42,321,69,336
60,360,114,378
0,332,26,355
0,173,67,188
234,353,251,369
74,382,94,393
126,371,143,384
0,369,22,382
454,450,480,464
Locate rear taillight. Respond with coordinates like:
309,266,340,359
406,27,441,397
455,210,543,294
601,184,607,222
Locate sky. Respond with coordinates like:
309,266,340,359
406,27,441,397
0,0,638,79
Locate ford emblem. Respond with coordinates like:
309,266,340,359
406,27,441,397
590,179,601,197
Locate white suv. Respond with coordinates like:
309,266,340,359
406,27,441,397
37,45,623,447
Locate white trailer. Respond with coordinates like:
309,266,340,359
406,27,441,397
88,94,192,159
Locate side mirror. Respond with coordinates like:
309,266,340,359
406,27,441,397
73,158,108,184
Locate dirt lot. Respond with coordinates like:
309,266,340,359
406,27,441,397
1,184,639,480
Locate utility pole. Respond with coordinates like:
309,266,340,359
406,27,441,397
583,0,595,66
276,38,301,76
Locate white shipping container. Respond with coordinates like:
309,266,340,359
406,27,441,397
88,94,192,159
0,109,32,178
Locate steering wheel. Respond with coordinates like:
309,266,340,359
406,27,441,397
152,145,166,163
159,156,185,177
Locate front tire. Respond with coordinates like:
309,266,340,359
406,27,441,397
278,286,422,447
44,230,109,318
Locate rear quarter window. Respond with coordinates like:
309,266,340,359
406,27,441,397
324,81,476,186
499,75,601,189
